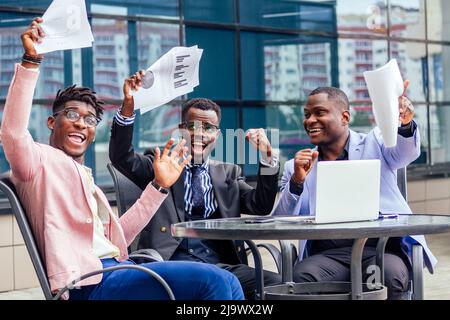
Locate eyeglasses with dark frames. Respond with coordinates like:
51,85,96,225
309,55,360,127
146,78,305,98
53,109,100,128
180,121,219,134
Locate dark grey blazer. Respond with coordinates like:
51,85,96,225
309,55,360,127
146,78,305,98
109,119,279,263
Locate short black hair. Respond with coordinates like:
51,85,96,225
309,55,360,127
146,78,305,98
181,98,221,123
52,85,104,120
309,87,349,111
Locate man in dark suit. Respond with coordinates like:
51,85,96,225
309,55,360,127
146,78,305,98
109,70,281,299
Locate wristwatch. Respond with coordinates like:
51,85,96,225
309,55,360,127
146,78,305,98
151,180,169,194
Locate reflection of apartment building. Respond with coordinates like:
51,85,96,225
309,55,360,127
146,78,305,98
391,4,426,101
0,30,64,99
301,44,330,96
136,23,180,146
0,29,64,143
0,33,20,98
91,22,181,161
337,35,374,122
93,22,129,101
264,43,330,101
138,23,178,70
354,38,373,102
428,1,450,103
427,0,450,162
264,45,302,101
338,4,424,127
263,42,330,148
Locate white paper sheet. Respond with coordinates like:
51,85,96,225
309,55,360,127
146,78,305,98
133,46,203,114
34,0,93,54
363,59,404,148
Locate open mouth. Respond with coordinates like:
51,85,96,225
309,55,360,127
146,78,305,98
67,132,86,145
192,141,206,153
307,128,323,136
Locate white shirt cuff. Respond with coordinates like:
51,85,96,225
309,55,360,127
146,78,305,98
260,154,279,168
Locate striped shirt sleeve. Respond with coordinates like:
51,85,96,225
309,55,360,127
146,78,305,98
114,108,136,126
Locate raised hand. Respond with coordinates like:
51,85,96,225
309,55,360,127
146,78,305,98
292,149,319,184
246,128,272,155
399,80,415,125
123,70,146,98
20,17,45,68
153,138,192,189
121,70,146,117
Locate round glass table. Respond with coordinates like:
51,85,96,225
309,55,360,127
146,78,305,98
172,214,450,300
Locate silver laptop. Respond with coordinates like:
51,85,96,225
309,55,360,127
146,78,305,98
314,159,381,224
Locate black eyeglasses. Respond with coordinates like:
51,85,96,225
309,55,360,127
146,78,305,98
180,121,219,134
53,109,100,128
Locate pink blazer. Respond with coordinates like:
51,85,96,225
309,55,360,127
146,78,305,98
1,64,167,293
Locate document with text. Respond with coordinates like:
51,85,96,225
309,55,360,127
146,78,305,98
132,45,203,114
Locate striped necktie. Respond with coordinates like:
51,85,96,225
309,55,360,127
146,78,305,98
190,166,205,218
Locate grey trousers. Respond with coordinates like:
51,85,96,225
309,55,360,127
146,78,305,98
218,263,282,300
293,246,410,300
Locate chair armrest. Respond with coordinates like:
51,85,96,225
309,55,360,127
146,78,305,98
129,248,165,262
53,264,175,300
412,244,424,300
129,254,163,263
375,237,389,285
246,243,282,274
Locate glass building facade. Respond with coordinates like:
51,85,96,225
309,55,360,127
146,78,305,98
1,0,450,187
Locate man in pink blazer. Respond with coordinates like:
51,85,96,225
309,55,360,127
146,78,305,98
1,17,243,300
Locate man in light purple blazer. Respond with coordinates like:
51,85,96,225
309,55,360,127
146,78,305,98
273,84,436,300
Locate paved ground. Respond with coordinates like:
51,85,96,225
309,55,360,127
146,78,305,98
1,233,449,300
0,287,44,300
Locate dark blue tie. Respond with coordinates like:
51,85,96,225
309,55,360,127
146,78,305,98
190,166,205,218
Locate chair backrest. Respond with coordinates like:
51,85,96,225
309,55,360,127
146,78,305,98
107,163,143,217
0,173,53,300
107,163,249,264
397,167,408,201
397,167,424,299
107,164,144,252
235,240,249,265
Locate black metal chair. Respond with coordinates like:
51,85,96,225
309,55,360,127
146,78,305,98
107,163,253,262
107,163,165,262
107,163,268,294
0,172,175,300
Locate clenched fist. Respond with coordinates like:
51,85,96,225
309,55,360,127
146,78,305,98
121,70,146,117
399,80,414,126
292,149,319,184
245,128,272,154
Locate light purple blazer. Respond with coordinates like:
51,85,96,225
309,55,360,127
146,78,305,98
273,127,437,273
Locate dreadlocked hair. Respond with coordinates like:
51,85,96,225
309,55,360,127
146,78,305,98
52,85,105,120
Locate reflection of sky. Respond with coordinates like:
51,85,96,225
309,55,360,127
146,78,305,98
337,1,386,15
337,0,420,15
390,0,421,8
